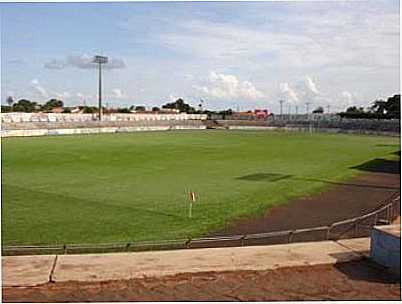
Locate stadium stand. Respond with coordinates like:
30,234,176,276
1,113,208,137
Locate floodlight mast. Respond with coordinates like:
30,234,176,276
93,55,108,121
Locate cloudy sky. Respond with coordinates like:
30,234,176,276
1,1,399,113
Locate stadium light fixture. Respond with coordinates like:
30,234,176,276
93,55,108,121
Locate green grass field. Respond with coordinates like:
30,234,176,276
2,130,399,246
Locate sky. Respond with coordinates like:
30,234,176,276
0,1,400,113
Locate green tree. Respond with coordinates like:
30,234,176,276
312,106,324,114
117,107,131,113
345,106,364,113
83,106,96,113
385,94,400,118
12,99,37,112
42,99,64,112
135,106,146,112
152,106,160,112
6,96,14,106
161,98,196,113
369,94,400,119
1,105,12,112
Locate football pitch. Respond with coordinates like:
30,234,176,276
2,130,399,246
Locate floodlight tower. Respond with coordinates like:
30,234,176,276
93,55,108,121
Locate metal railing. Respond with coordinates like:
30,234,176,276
3,192,400,256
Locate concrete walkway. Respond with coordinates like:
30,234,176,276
2,238,370,287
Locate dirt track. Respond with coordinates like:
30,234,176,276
213,159,400,236
3,259,400,302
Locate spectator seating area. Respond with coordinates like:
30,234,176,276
1,113,208,137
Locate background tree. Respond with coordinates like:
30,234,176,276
385,94,400,118
371,100,387,115
83,106,96,113
12,99,37,112
152,106,160,112
1,105,12,112
345,106,365,114
161,98,196,113
312,106,324,114
6,96,14,106
117,107,131,113
134,105,146,112
371,95,400,118
42,99,64,112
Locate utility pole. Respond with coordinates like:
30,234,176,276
327,104,330,114
93,55,108,121
305,102,310,114
279,100,284,119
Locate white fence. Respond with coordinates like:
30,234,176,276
1,113,208,124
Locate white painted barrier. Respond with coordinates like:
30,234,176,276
1,113,208,124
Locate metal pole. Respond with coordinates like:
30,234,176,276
305,102,310,114
98,62,102,121
288,231,293,243
326,226,331,240
354,221,358,237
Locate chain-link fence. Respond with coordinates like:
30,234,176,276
3,192,400,256
215,118,400,135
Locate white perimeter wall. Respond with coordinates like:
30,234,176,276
1,113,207,123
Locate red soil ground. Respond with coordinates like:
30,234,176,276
3,259,400,302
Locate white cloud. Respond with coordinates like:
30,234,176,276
305,76,319,94
30,79,49,98
279,82,299,102
55,91,71,99
342,91,353,105
44,54,126,70
44,59,66,70
196,71,264,100
111,88,126,99
168,94,180,103
159,12,398,72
